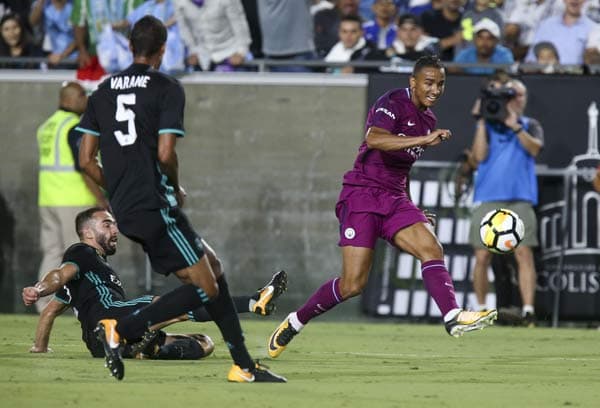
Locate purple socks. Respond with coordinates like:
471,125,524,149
421,259,460,316
294,260,458,325
296,278,343,324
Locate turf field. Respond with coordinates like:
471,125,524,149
2,314,599,408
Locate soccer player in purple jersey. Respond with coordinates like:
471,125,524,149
268,55,498,358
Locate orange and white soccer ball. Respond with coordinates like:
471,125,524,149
479,208,525,254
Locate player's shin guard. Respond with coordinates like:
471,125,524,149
421,260,460,316
117,284,209,341
204,275,254,370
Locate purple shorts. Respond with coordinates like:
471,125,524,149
335,185,428,249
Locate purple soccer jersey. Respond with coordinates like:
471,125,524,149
343,87,437,195
336,88,437,248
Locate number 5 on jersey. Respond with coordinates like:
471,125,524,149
114,93,137,146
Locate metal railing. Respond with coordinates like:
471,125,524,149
0,56,598,75
0,56,78,70
245,58,597,75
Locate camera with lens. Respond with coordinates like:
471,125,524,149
479,86,517,123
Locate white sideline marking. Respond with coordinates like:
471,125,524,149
10,342,83,348
304,351,600,361
306,351,444,358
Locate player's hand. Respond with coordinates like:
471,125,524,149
22,286,40,306
176,186,187,208
423,209,437,227
424,129,452,146
29,345,52,353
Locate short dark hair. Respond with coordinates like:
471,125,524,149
75,207,108,238
412,55,444,76
340,14,363,26
129,15,167,58
398,13,421,28
533,41,559,59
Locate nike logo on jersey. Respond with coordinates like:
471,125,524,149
407,120,416,126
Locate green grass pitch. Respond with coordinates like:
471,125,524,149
2,314,599,407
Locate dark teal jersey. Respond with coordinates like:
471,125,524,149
76,63,185,217
55,243,127,328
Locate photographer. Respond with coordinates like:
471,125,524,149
468,78,544,327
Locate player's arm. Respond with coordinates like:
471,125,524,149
68,128,109,208
82,173,109,209
22,263,79,306
79,133,107,189
157,80,186,205
30,298,69,353
157,133,185,206
365,126,450,151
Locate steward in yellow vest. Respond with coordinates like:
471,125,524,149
37,90,97,207
35,82,106,313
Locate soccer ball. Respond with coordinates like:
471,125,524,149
479,208,525,254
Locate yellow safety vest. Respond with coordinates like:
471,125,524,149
37,109,97,207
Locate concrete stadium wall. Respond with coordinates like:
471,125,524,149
3,71,599,319
0,72,367,316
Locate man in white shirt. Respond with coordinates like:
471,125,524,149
504,0,562,61
525,0,596,65
173,0,252,71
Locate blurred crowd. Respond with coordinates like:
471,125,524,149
1,0,599,76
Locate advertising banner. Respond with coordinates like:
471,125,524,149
361,100,600,322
